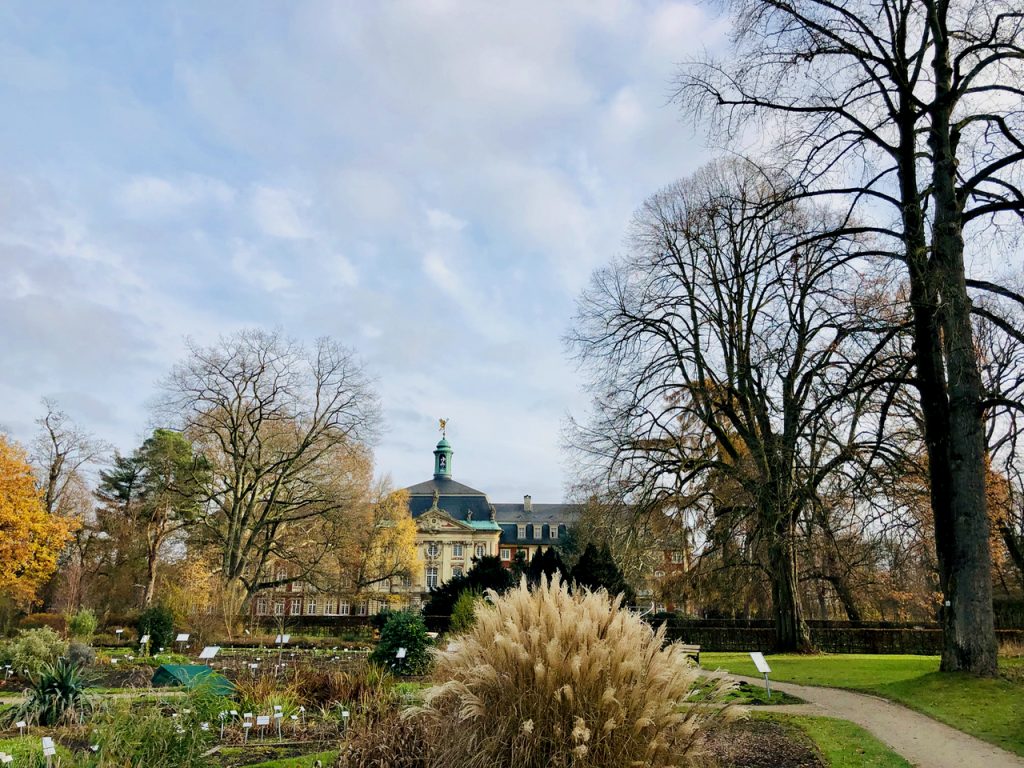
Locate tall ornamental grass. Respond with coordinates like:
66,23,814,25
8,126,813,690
411,578,732,768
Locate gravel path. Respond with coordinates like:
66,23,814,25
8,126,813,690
730,674,1024,768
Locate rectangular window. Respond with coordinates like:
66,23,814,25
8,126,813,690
452,542,463,558
533,525,542,540
549,524,560,539
475,544,485,558
357,601,368,616
671,551,684,564
324,598,336,615
517,524,526,539
307,597,318,615
452,566,464,578
402,575,412,587
275,568,287,583
290,598,302,615
256,598,268,616
426,541,440,558
339,600,350,616
500,547,511,560
426,567,439,589
273,600,284,616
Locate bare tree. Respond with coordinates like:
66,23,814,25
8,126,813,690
677,0,1024,675
570,160,898,650
158,329,381,601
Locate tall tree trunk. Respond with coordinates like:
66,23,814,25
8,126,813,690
927,0,998,675
768,519,811,651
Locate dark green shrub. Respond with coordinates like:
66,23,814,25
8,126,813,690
369,611,431,675
422,555,513,631
67,608,98,641
137,605,175,654
370,607,394,632
571,543,637,606
15,657,92,726
449,590,481,634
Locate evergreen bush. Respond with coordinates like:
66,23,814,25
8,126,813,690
369,611,432,675
413,578,732,768
137,604,175,654
448,590,481,634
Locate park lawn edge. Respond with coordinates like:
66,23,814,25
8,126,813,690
237,748,339,768
701,653,1024,757
766,713,913,768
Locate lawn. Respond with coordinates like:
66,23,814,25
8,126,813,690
702,652,1024,756
777,715,913,768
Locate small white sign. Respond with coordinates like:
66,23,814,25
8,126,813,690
175,633,190,642
115,628,123,635
15,721,26,729
395,647,407,659
242,722,252,730
750,652,771,675
41,736,56,757
243,712,253,719
256,715,271,727
139,634,150,644
200,723,210,731
274,634,291,644
198,646,221,659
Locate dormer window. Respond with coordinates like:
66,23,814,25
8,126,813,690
533,525,542,540
517,524,526,539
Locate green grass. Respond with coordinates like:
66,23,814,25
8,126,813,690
777,715,913,768
702,652,1024,756
237,749,338,767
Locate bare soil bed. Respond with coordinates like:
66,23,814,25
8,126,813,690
706,718,824,768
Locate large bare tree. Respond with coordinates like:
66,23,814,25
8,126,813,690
159,329,381,602
677,0,1024,674
570,160,898,650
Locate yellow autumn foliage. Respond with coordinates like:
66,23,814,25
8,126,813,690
0,435,75,605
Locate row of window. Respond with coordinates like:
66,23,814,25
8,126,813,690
515,523,563,540
255,597,370,616
424,542,488,559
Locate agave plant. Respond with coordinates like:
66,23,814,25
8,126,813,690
17,657,92,726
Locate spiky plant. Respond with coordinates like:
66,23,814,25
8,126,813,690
17,657,91,726
411,578,732,768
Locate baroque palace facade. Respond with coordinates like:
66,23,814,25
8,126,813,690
253,434,577,619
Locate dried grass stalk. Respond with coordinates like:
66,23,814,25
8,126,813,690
409,577,733,768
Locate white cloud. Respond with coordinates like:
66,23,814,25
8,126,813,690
250,185,312,239
116,174,235,219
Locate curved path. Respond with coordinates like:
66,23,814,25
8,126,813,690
729,674,1024,768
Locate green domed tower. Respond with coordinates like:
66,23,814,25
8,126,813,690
434,437,453,479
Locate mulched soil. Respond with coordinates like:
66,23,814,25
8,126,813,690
705,718,824,768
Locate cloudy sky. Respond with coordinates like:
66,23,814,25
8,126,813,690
0,1,727,501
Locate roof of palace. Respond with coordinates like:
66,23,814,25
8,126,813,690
403,437,580,543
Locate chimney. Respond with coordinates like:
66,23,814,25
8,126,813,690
524,494,532,512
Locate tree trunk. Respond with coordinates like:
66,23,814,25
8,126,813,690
999,523,1024,589
768,521,811,652
927,0,998,675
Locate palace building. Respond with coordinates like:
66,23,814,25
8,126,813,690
251,433,579,618
402,435,577,602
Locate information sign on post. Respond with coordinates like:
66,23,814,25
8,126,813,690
139,634,150,645
749,652,772,697
395,647,407,659
274,634,290,645
198,646,221,660
175,633,190,642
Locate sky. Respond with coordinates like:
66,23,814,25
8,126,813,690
0,1,728,501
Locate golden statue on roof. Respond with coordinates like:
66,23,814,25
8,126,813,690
439,418,449,438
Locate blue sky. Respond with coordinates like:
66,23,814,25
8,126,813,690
0,1,725,501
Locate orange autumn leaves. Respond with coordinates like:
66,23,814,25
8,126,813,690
0,434,75,605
